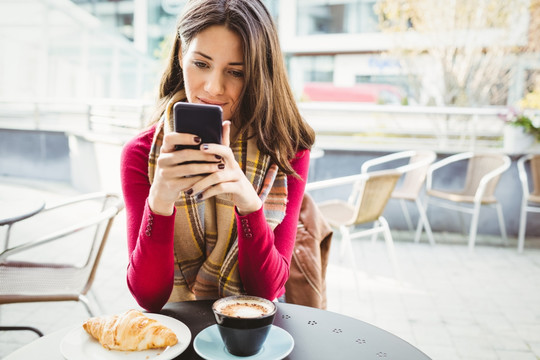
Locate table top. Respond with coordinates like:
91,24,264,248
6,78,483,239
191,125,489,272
5,301,431,360
162,301,431,360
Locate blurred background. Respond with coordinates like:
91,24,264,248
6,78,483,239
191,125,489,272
1,0,539,234
1,1,540,359
1,0,539,104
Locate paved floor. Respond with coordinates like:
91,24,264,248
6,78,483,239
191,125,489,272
1,177,540,360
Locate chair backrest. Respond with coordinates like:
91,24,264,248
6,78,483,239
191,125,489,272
0,193,124,295
360,150,436,198
531,155,540,197
518,154,540,199
397,150,437,196
350,169,402,224
462,154,509,198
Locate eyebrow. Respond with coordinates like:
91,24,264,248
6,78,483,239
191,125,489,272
194,51,244,66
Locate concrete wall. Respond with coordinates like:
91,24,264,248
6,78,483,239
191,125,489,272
0,129,71,182
0,129,122,193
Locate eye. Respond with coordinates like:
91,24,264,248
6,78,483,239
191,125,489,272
194,61,208,69
230,70,244,78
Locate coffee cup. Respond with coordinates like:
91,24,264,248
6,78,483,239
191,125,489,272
212,295,277,356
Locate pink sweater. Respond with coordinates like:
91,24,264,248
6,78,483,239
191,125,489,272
120,125,309,312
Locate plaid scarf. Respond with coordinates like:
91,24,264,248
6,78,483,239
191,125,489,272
148,94,287,301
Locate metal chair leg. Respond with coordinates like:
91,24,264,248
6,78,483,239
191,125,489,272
468,203,481,252
518,197,528,253
79,294,99,317
0,326,44,337
494,203,507,243
414,198,429,243
415,198,435,245
339,226,361,297
399,199,414,231
379,217,401,281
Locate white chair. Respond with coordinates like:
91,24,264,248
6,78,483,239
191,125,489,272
361,150,437,245
306,157,425,280
517,154,540,253
307,170,401,280
0,192,124,337
418,152,510,251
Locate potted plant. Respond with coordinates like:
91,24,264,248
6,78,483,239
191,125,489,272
503,91,540,153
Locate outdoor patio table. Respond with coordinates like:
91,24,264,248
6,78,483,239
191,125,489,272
4,300,431,360
161,300,431,360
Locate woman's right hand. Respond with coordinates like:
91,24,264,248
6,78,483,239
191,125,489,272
147,132,222,215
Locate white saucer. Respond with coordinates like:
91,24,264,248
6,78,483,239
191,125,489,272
193,324,294,360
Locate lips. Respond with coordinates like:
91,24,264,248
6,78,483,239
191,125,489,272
198,97,227,107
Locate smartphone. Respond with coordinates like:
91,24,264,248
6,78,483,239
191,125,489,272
173,102,223,151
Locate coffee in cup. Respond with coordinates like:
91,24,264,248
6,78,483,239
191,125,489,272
212,295,277,356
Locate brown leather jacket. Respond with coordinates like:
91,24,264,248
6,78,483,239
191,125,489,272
284,193,333,309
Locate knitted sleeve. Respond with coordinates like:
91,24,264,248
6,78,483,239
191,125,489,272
236,149,310,300
121,126,175,312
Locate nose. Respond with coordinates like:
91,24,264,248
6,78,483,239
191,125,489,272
204,70,225,96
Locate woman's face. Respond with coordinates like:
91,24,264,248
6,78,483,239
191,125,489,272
180,25,245,121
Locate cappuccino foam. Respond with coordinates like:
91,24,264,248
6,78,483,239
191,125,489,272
217,300,272,318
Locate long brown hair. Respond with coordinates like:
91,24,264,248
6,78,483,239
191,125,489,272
151,0,315,176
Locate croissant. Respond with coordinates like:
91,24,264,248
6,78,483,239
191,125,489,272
82,309,178,351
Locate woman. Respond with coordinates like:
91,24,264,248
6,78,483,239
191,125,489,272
121,0,315,312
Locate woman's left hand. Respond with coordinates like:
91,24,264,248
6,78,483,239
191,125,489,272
190,121,262,215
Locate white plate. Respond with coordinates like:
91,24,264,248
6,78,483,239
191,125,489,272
193,324,294,360
60,313,191,360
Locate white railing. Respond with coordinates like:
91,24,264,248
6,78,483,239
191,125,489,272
0,99,537,152
298,102,536,152
0,98,153,143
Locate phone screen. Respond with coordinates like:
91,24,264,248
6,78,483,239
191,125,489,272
173,102,223,151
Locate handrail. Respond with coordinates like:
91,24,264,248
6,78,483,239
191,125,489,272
298,102,540,152
299,102,511,116
1,99,539,152
0,98,154,141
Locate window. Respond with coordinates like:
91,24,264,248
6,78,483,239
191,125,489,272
302,56,334,82
296,0,379,36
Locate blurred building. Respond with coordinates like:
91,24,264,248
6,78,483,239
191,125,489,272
69,0,279,58
0,0,537,103
278,0,538,106
0,0,158,100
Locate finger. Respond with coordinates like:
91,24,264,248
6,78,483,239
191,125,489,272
222,120,231,147
179,161,225,178
186,165,229,197
156,150,212,171
193,181,230,202
200,143,234,163
162,132,202,152
170,148,222,165
178,176,204,192
195,176,247,203
158,168,202,191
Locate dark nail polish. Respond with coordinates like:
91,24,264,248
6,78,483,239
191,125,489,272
194,136,201,143
215,155,222,160
197,193,203,199
185,188,193,195
218,163,225,169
